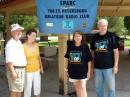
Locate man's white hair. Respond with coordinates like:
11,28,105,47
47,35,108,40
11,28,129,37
97,19,108,25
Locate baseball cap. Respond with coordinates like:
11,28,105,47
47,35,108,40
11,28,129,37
11,23,24,32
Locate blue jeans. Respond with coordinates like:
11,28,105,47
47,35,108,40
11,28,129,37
95,69,116,97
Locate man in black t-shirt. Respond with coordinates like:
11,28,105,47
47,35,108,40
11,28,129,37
90,19,119,97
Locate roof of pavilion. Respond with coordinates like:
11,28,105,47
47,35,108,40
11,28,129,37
0,0,130,16
0,0,36,15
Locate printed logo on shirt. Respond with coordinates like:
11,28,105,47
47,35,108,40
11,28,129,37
69,51,82,64
95,39,108,52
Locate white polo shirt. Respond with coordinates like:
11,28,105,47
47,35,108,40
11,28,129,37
5,38,27,66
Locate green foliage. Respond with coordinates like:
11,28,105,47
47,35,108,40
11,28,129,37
108,17,126,35
10,15,38,31
0,14,5,32
124,16,130,35
0,14,38,33
125,39,130,47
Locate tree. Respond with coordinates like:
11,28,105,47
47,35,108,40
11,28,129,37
0,14,38,33
0,14,5,32
124,16,130,35
10,15,38,31
108,17,126,35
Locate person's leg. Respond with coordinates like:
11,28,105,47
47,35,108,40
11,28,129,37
17,68,25,97
33,70,41,97
81,80,87,97
73,80,87,97
73,81,81,97
104,69,116,97
24,72,33,97
7,70,17,97
35,95,40,97
95,69,104,97
16,92,22,97
7,69,23,97
9,91,17,97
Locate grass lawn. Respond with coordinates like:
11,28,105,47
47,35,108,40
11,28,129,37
38,36,130,47
39,41,59,47
38,39,130,47
125,39,130,47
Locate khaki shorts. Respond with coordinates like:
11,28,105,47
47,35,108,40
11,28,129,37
7,68,25,92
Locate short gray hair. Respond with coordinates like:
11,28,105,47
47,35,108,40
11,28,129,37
97,19,108,25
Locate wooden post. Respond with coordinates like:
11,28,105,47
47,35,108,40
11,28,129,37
58,34,68,95
0,33,4,55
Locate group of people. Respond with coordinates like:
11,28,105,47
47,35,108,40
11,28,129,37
4,18,119,97
5,24,43,97
65,19,119,97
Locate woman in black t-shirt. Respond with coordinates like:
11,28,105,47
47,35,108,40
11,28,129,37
65,31,92,97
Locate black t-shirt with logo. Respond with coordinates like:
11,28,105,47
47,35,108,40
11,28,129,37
90,32,118,69
65,44,92,79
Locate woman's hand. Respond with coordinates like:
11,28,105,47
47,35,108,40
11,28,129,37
87,72,91,80
65,68,69,77
40,68,44,74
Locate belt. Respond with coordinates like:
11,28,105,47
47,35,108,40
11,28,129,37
14,66,25,68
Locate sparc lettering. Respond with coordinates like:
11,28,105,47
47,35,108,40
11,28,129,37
60,0,76,6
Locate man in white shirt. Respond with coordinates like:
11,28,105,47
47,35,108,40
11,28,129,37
5,24,27,97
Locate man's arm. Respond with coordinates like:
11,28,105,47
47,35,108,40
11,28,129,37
113,48,119,74
38,56,44,74
6,62,17,80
